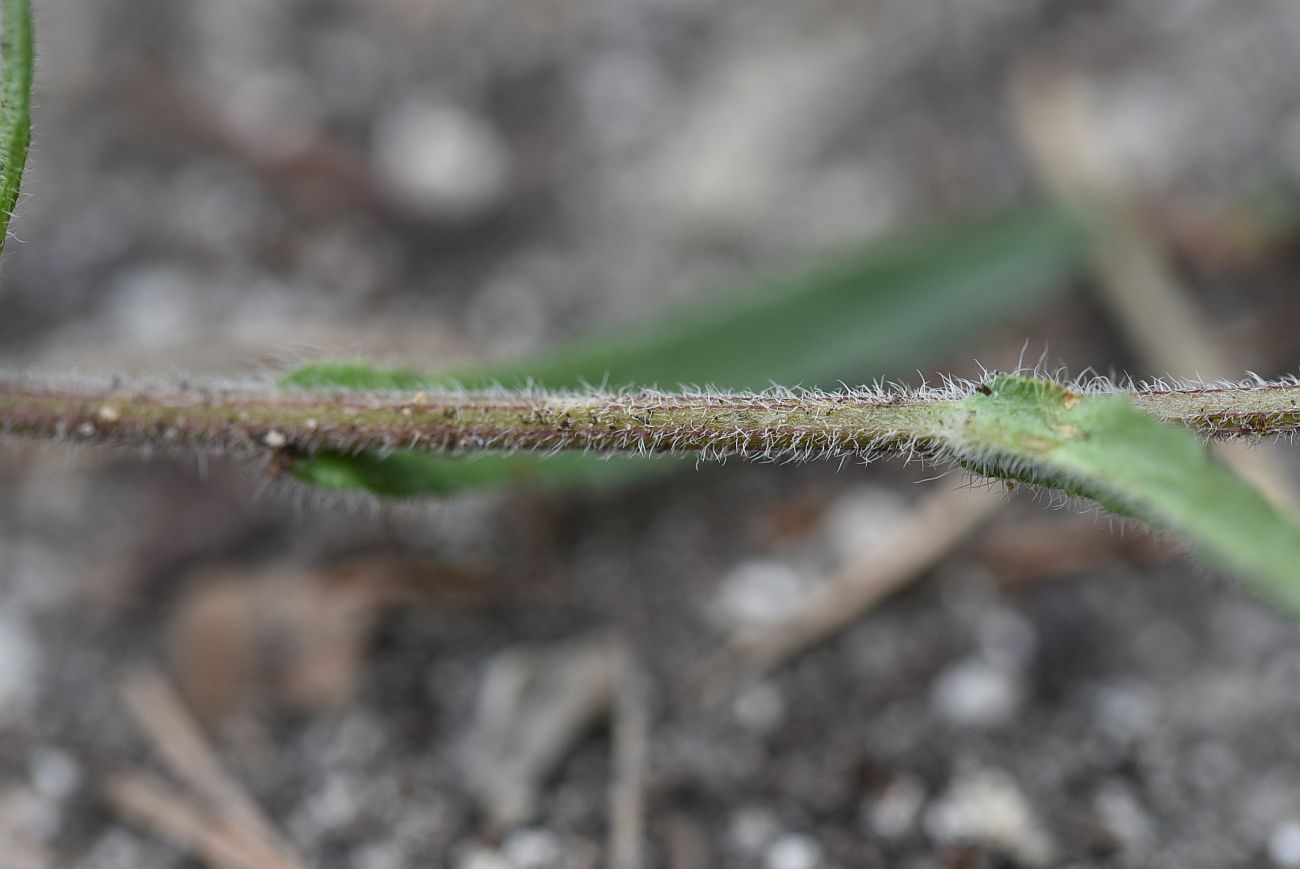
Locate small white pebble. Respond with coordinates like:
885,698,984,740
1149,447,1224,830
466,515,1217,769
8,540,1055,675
931,657,1022,728
97,405,120,423
925,767,1055,866
711,560,809,629
0,615,39,720
866,775,926,839
500,829,563,869
76,422,96,437
727,807,780,856
765,833,824,869
453,845,511,869
1093,781,1153,853
30,747,81,801
290,774,358,835
1270,821,1300,867
373,99,510,218
351,841,406,869
263,430,287,448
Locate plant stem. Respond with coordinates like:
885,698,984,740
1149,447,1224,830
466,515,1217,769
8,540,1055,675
2,375,1299,463
0,376,959,461
1128,383,1300,437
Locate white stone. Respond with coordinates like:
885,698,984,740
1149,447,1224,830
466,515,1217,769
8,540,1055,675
1270,821,1300,867
373,99,510,218
1093,781,1153,853
454,844,512,869
500,829,563,869
765,833,824,869
866,775,926,839
30,747,81,802
925,768,1055,866
0,615,39,721
711,560,809,629
352,841,407,869
931,657,1022,728
291,774,359,837
727,806,780,856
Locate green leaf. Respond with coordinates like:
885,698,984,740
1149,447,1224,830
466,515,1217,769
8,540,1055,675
0,0,33,257
959,376,1300,603
284,207,1089,496
292,449,681,497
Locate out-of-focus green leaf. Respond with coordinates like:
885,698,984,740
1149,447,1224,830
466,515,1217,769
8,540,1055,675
295,450,676,497
285,206,1089,495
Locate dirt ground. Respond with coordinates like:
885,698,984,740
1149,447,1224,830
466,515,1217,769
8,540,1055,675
6,1,1300,866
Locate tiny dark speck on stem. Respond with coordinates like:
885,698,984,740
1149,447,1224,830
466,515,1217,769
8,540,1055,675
976,384,992,396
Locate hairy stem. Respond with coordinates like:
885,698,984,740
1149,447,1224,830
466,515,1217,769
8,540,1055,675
1128,383,1300,437
2,374,1299,463
0,376,958,460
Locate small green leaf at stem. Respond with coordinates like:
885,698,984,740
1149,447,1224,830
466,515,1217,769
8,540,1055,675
959,376,1300,607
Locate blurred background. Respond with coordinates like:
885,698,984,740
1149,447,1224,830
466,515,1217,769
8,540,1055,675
4,0,1300,866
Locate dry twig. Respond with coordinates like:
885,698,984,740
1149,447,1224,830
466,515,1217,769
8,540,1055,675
704,486,1002,690
104,770,292,869
112,666,304,869
609,646,651,869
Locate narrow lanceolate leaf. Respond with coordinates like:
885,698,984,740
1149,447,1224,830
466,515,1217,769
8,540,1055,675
285,209,1085,394
3,373,1300,602
282,208,1087,493
0,0,33,255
